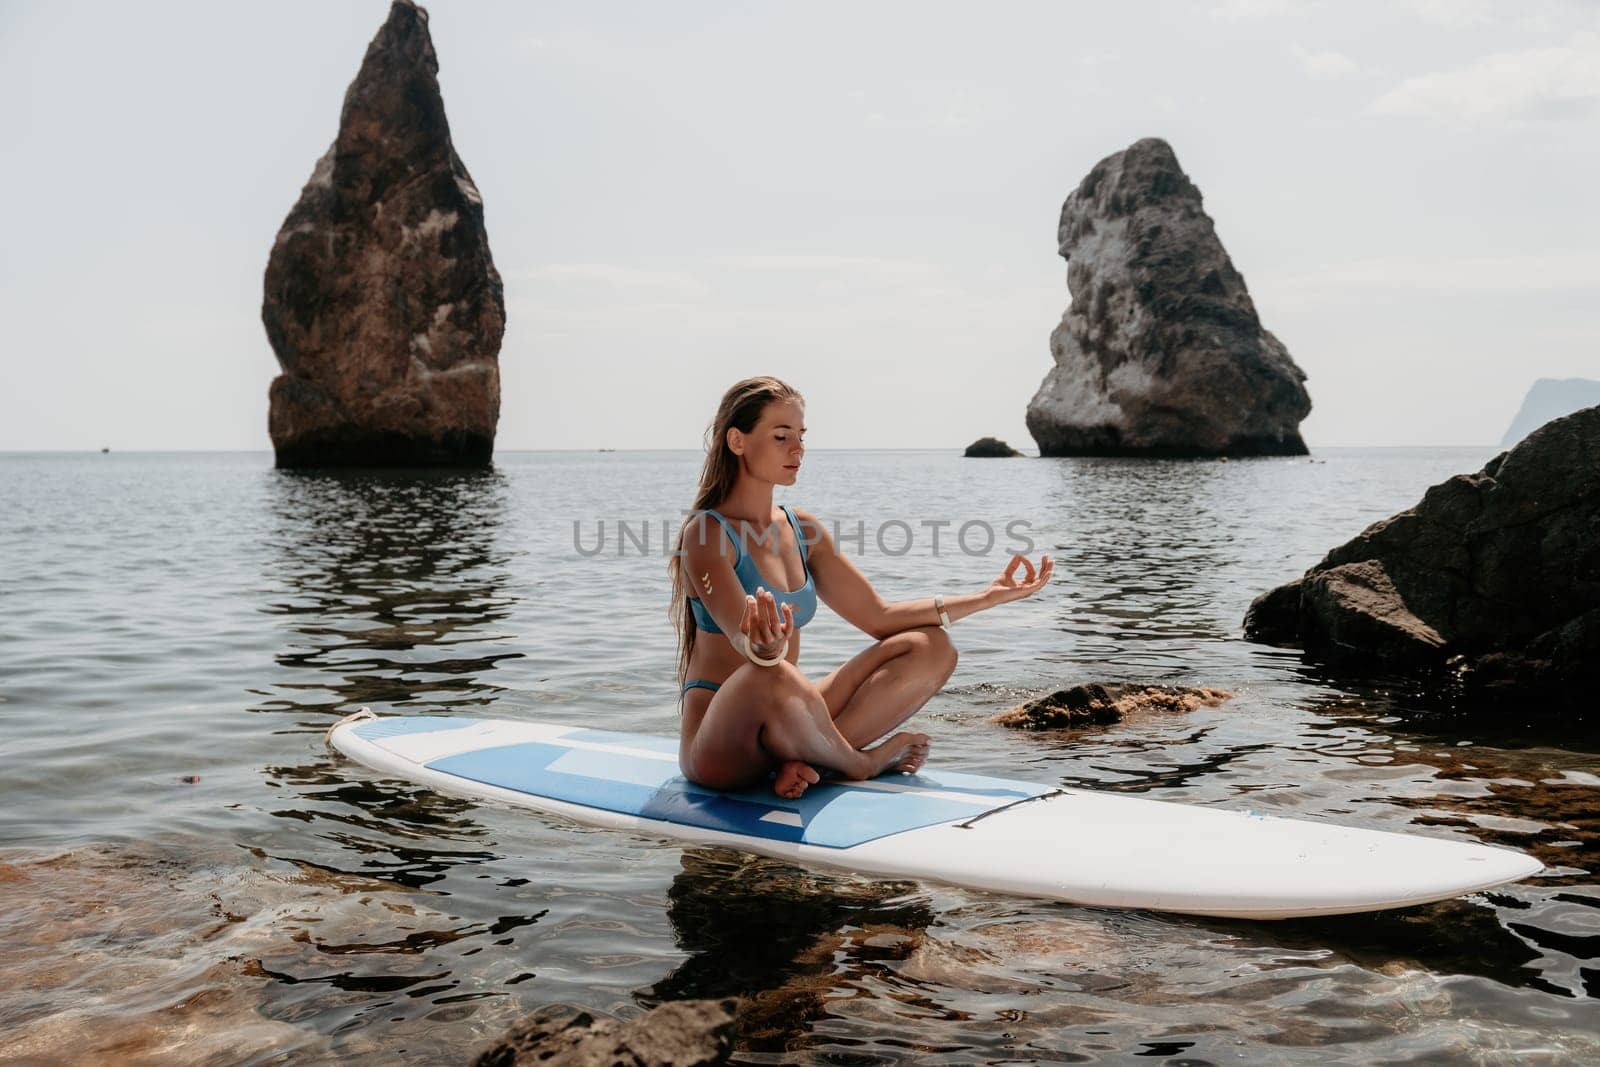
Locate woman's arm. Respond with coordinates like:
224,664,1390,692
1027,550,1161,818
796,508,1053,640
680,514,790,659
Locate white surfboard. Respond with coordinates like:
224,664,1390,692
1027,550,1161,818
326,710,1543,920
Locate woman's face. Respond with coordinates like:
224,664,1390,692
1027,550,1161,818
731,399,806,486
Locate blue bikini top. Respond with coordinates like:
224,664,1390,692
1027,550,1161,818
688,504,817,634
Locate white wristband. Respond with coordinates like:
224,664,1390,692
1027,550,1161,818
934,593,951,628
743,632,788,667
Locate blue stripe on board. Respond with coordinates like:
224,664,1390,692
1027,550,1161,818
426,740,1051,849
352,716,482,741
564,728,679,755
548,747,679,788
563,727,1039,799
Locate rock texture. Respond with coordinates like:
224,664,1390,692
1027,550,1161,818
263,0,504,468
964,436,1024,457
1244,406,1600,704
993,683,1232,729
1026,138,1310,458
473,999,738,1067
1501,378,1600,446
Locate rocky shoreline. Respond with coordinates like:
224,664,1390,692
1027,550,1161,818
1244,405,1600,716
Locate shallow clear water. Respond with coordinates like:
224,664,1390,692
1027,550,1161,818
1,449,1595,1064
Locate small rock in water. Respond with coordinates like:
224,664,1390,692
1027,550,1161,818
472,998,739,1067
964,436,1024,457
992,683,1232,730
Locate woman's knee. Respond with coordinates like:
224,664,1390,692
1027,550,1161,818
773,660,829,714
905,624,958,677
728,658,819,707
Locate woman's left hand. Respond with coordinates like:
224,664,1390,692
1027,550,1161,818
985,554,1054,605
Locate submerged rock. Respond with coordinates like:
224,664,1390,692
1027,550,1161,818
1026,138,1310,458
1501,379,1600,446
1244,406,1600,706
472,998,738,1067
993,683,1232,729
263,0,504,468
647,851,933,1049
964,436,1024,457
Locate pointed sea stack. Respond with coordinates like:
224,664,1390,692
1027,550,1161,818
263,0,504,468
1026,138,1310,458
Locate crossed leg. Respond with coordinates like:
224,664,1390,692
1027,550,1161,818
768,625,959,795
681,659,930,798
680,626,958,799
816,625,959,748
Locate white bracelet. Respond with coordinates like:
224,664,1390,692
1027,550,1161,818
934,593,951,628
743,632,788,667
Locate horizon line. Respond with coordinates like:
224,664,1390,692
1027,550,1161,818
0,443,1509,455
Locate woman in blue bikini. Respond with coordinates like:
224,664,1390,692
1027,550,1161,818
668,376,1054,799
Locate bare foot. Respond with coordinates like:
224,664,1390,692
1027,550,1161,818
867,732,931,778
773,760,820,799
896,737,930,775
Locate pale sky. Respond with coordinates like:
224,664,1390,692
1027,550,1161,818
2,0,1597,451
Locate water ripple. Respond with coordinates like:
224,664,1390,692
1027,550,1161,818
0,449,1595,1063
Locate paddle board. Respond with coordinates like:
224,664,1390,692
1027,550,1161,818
326,710,1543,920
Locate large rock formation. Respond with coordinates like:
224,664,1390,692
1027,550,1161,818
263,0,504,468
1026,138,1310,458
1244,406,1600,706
1501,378,1600,446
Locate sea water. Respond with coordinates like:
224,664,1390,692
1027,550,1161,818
0,449,1595,1063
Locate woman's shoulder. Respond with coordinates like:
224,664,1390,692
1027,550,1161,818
680,509,738,560
788,506,830,555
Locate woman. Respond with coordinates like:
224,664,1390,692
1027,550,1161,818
668,376,1054,799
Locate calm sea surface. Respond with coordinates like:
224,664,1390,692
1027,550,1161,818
1,449,1595,1064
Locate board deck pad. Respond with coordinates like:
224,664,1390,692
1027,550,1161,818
350,716,1050,849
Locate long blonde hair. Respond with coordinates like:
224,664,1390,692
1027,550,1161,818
669,376,805,702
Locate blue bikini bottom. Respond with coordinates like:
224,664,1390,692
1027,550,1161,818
681,679,721,695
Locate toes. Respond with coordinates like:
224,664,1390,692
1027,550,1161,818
772,761,817,799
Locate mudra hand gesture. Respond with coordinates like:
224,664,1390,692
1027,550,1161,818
986,554,1054,605
739,587,794,661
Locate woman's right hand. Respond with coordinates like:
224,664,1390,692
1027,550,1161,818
739,587,794,661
